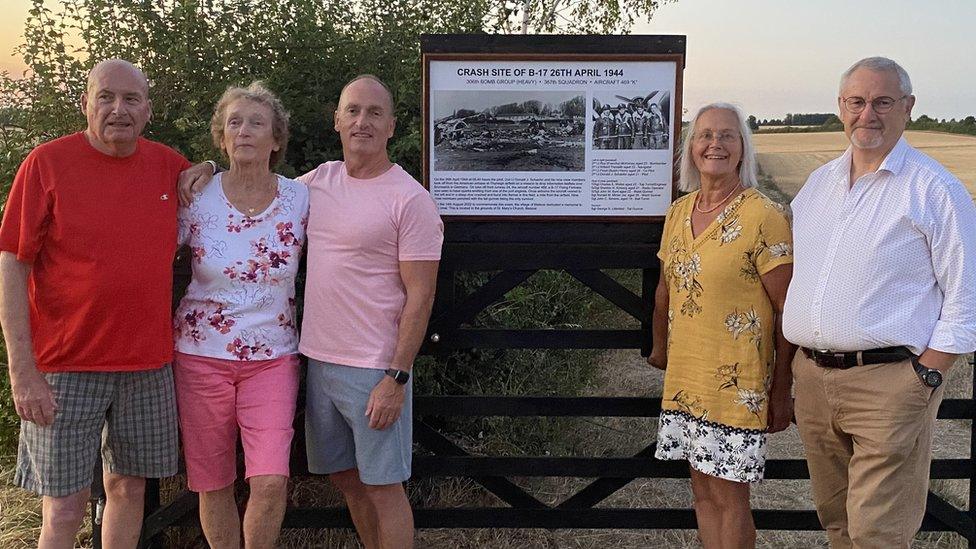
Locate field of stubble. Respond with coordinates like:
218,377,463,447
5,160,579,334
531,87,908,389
753,130,976,198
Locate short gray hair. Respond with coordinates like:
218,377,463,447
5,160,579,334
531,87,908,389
839,56,913,96
678,103,758,193
211,81,290,168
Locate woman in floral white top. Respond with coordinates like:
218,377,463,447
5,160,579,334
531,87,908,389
648,103,796,549
173,82,308,549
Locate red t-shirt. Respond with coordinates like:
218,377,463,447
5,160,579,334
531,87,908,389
0,132,191,372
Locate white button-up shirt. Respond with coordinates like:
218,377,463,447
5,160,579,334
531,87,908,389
783,137,976,354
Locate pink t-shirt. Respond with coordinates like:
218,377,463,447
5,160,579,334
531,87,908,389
298,162,443,369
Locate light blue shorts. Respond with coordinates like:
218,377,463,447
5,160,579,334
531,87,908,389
305,359,412,485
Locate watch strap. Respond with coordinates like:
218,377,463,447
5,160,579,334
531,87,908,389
384,368,410,384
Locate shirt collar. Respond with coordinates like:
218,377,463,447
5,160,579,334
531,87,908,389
877,136,910,176
830,136,910,186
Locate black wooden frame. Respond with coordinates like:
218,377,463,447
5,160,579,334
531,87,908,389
422,48,683,222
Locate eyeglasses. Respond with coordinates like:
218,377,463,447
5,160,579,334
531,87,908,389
841,95,908,114
694,130,740,144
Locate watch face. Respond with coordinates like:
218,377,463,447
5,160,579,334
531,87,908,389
925,370,943,387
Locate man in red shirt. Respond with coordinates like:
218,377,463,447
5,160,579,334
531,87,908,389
0,59,189,548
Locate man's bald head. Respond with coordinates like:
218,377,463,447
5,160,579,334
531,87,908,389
338,74,395,113
81,59,152,157
87,59,149,96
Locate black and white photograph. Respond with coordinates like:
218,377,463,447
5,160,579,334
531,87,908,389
432,90,586,172
592,90,672,150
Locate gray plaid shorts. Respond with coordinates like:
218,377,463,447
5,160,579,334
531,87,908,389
15,365,179,497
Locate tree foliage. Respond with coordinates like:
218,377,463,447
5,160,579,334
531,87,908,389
487,0,675,34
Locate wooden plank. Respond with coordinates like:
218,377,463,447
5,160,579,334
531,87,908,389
422,34,687,58
413,395,974,420
427,270,536,332
249,506,967,531
414,422,548,509
567,269,649,322
442,221,664,243
141,491,199,540
432,329,643,349
411,457,973,480
557,443,657,510
409,508,826,529
415,396,659,417
926,491,976,541
441,244,659,270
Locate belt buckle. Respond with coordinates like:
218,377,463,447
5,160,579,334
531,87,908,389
817,350,850,369
832,353,853,369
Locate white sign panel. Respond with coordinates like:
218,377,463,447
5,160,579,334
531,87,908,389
426,57,679,219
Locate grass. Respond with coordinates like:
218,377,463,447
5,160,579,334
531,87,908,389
0,456,93,548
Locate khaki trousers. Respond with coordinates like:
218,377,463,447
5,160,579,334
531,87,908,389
793,352,944,549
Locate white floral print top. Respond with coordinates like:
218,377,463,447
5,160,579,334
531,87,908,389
175,173,309,360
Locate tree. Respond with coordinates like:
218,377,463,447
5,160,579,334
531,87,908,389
746,115,759,131
489,0,676,34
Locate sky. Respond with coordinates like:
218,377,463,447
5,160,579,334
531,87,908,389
2,0,974,120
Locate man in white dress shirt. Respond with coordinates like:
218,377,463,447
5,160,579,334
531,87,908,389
783,56,976,548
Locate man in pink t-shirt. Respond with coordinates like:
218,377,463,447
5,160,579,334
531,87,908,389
299,74,442,548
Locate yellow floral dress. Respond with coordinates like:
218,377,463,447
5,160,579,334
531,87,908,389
654,188,793,483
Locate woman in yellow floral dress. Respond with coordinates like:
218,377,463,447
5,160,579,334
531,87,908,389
648,103,796,549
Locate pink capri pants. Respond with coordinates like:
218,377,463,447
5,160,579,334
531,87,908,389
173,352,299,492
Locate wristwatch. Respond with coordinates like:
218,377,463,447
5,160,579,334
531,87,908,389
384,368,410,385
911,356,943,388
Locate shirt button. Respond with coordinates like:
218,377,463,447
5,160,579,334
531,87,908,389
814,331,821,336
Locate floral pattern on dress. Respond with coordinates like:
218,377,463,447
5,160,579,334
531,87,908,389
768,242,791,258
719,214,742,245
656,410,767,483
667,245,704,317
175,175,309,361
725,307,762,349
669,389,706,419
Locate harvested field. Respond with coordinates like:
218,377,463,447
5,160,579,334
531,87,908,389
754,130,976,199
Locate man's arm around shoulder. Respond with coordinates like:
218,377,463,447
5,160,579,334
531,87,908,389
0,252,56,425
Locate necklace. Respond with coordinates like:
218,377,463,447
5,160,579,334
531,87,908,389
695,183,742,214
223,174,277,217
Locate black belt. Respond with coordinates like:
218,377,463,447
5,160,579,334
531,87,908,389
801,346,914,369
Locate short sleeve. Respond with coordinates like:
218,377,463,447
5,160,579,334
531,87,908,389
296,165,319,187
0,152,54,263
397,191,444,261
754,201,793,276
657,201,679,262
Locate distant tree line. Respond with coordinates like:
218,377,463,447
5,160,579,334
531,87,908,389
759,113,837,126
910,114,976,136
749,112,976,137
